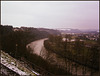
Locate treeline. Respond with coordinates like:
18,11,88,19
25,48,70,75
0,25,49,58
37,28,61,35
44,34,99,70
0,25,71,75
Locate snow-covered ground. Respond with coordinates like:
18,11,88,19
0,50,39,76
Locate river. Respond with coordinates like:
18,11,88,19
26,38,98,76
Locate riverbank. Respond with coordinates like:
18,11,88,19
27,38,99,76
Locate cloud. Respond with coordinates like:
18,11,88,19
1,1,99,30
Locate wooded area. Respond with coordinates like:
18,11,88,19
44,34,99,71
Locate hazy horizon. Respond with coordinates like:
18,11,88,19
1,1,99,30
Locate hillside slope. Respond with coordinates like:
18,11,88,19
0,50,40,76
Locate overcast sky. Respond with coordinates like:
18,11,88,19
1,1,99,30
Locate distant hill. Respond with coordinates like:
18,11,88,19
57,28,82,33
56,28,99,33
37,28,61,35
